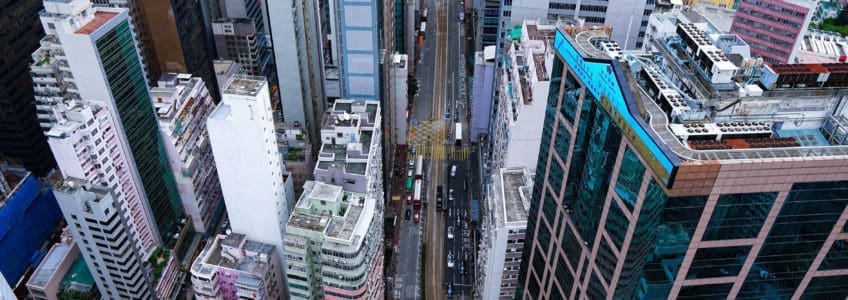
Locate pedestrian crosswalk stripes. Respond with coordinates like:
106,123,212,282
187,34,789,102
410,144,469,161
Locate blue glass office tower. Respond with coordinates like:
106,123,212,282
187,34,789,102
517,25,848,299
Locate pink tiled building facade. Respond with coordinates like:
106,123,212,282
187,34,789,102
730,0,815,64
516,24,848,299
190,233,285,300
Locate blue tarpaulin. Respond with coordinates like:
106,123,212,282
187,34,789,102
0,175,62,286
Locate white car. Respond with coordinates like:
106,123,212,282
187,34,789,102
447,226,454,239
447,254,455,268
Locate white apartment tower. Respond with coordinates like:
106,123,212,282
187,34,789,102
151,73,224,235
207,76,295,261
32,0,185,242
491,21,554,172
44,101,157,256
54,178,151,299
265,0,326,142
477,168,533,299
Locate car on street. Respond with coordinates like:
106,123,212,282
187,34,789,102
456,215,461,227
464,180,467,191
450,165,457,177
406,195,412,205
408,159,415,167
447,283,454,297
460,261,466,274
410,146,416,154
405,209,411,220
449,194,454,202
414,212,420,223
445,110,450,119
447,226,454,239
447,253,454,268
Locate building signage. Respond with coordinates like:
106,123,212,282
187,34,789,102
554,30,675,185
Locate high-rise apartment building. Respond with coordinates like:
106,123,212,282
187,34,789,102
284,181,385,299
517,24,848,299
477,168,533,299
212,18,272,77
0,0,56,177
314,99,384,201
490,21,553,171
151,73,224,236
190,233,285,299
730,0,814,64
33,0,184,243
54,179,151,299
265,0,326,141
207,76,295,261
44,101,158,254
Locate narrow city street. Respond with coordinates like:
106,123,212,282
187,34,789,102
391,0,472,296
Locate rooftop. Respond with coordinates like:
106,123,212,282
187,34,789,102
494,168,532,224
195,234,276,276
554,24,848,184
223,76,266,96
75,11,117,35
28,243,74,289
289,181,373,245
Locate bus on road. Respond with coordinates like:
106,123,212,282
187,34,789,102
413,179,423,209
405,170,413,191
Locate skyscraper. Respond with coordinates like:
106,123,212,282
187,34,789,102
284,181,385,299
730,0,814,64
265,0,326,141
151,73,224,236
34,0,183,242
0,0,55,176
327,0,382,100
54,179,151,299
517,24,848,299
45,101,158,253
206,75,295,261
95,0,220,100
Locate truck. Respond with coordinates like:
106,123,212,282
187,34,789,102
414,155,424,179
454,122,462,147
